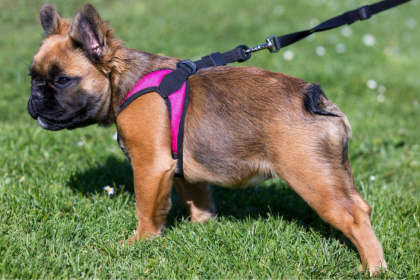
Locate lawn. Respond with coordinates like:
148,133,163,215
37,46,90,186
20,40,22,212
0,0,419,278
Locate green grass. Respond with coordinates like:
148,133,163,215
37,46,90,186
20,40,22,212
1,0,419,278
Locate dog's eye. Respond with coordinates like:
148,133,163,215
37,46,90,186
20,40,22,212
57,77,71,85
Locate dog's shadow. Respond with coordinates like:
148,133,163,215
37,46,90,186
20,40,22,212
68,155,350,244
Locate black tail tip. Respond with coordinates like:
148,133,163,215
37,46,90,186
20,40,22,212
303,84,339,117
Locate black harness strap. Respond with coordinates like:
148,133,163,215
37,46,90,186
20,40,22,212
195,49,245,69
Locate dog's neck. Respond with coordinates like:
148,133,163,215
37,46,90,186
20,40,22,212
105,47,180,124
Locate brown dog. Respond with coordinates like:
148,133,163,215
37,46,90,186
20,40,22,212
27,4,386,275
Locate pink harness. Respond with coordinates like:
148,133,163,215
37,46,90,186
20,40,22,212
117,69,190,177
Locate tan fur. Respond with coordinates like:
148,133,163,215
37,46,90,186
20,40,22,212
117,93,175,241
29,4,387,275
173,179,216,222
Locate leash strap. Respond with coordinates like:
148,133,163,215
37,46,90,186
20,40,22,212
191,0,411,69
271,0,411,51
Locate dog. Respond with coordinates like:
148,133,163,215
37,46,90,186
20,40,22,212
27,4,387,275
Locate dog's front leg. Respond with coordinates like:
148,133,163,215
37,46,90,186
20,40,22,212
129,156,175,242
117,93,175,243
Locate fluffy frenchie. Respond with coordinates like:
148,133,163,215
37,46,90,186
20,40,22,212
27,4,386,275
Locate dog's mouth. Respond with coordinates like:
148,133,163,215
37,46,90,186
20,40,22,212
37,115,72,131
36,113,95,131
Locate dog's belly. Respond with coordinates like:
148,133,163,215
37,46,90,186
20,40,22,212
183,151,275,188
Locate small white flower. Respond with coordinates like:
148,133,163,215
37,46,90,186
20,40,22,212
104,186,115,195
367,80,378,90
316,46,326,56
377,94,385,103
19,177,25,182
363,34,375,47
406,17,417,29
283,50,294,61
310,18,320,27
113,132,118,141
335,43,346,53
341,26,352,37
77,141,83,147
378,85,386,94
369,175,376,181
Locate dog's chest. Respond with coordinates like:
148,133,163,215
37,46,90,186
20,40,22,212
117,69,190,177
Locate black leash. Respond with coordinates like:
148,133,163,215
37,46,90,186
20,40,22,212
159,0,411,101
244,0,413,57
195,0,411,70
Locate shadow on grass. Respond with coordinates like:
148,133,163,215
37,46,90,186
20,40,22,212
68,155,353,246
68,155,135,194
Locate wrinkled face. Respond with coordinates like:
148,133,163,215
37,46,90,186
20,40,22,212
28,36,110,130
27,4,112,130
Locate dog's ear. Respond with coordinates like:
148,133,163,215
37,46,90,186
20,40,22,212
69,5,109,63
39,4,63,37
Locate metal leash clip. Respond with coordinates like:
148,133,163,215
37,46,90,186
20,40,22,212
244,36,281,54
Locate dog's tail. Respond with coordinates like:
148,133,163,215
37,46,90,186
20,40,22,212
303,84,340,117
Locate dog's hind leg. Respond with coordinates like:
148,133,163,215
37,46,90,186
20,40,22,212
270,114,386,276
173,179,216,222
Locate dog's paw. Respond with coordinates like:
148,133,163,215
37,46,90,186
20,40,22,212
119,236,136,246
119,229,161,246
191,209,216,223
359,261,388,277
369,265,387,278
189,201,216,223
119,230,141,246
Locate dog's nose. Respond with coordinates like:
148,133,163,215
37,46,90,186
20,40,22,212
31,89,44,100
31,79,46,99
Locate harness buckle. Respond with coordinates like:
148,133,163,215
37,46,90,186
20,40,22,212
358,5,372,20
176,59,197,75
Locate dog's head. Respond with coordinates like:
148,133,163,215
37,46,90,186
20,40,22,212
27,4,121,130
